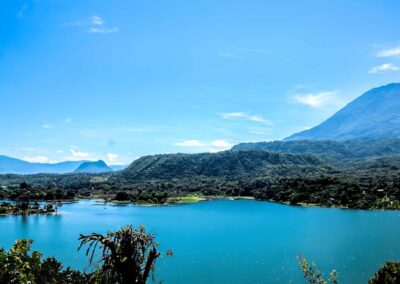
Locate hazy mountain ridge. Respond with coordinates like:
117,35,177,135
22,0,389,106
232,138,400,162
0,156,85,174
286,83,400,141
0,155,124,174
74,160,112,174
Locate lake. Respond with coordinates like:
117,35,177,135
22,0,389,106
0,199,399,283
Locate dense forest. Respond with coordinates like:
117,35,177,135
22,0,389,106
0,139,400,210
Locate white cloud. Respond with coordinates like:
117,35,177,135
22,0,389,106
70,149,90,159
107,153,120,164
42,124,55,129
23,155,53,163
208,139,232,153
174,140,205,147
377,46,400,58
294,91,342,109
220,112,273,126
211,139,232,148
369,63,400,74
64,118,72,123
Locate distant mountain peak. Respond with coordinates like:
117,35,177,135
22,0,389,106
286,83,400,141
73,160,112,174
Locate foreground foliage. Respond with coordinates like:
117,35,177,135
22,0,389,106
0,225,160,284
79,225,160,284
0,239,89,284
368,261,400,284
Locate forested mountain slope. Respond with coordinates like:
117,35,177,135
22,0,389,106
232,138,400,162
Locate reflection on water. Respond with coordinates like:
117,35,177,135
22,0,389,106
0,199,399,284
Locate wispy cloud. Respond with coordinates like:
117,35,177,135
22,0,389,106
217,52,238,58
66,15,118,34
174,140,205,147
174,139,232,152
42,124,55,129
377,45,400,58
232,46,269,54
23,155,55,163
294,91,343,109
220,112,273,126
64,118,72,123
87,15,118,33
369,63,400,74
90,15,104,26
88,27,119,34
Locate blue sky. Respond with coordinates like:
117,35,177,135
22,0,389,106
1,0,400,165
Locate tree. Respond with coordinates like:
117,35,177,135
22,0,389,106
115,191,130,201
20,181,29,190
368,261,400,284
79,225,160,284
16,194,30,213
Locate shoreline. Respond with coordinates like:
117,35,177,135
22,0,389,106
1,195,398,216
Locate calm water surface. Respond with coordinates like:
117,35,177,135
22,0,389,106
0,199,399,283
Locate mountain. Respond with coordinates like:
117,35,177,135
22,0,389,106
74,160,112,173
118,150,328,181
286,83,400,141
232,138,400,162
0,155,85,174
1,150,398,209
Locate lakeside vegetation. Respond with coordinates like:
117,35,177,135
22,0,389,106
0,201,56,216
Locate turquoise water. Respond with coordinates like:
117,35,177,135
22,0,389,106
0,199,399,283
